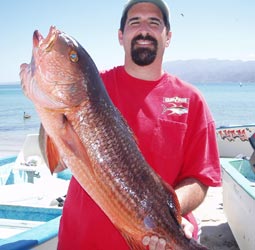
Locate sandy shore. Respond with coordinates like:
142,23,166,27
194,187,239,250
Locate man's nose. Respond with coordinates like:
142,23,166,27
138,22,151,35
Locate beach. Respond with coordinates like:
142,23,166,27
194,187,239,250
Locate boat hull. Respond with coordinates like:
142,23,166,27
0,143,71,250
0,202,62,250
221,158,255,250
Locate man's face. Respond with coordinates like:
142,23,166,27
119,3,171,66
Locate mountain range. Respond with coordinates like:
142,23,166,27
1,59,255,85
163,59,255,83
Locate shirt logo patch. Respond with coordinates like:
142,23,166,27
162,96,189,116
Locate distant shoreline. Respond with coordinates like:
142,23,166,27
0,81,20,85
2,59,255,84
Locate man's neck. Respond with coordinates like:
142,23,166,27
124,59,164,81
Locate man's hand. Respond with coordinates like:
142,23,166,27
181,217,194,239
142,217,194,250
142,235,166,250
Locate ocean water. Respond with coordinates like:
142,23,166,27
195,82,255,126
0,84,40,133
0,84,41,157
0,82,255,157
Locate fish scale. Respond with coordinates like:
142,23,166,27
20,26,209,250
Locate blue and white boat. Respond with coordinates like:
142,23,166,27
221,158,255,250
0,134,71,250
219,125,255,250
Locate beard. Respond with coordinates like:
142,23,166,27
131,34,158,66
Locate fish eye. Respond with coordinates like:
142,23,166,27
69,50,79,62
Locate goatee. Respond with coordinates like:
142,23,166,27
131,34,158,66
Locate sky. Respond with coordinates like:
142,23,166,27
0,0,255,83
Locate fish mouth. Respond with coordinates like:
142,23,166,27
33,26,58,52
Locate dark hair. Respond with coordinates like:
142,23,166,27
119,1,171,32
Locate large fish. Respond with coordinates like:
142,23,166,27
20,26,208,250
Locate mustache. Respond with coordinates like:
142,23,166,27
131,34,157,45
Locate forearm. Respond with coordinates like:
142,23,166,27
174,178,208,216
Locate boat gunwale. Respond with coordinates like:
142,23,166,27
220,157,255,199
0,216,60,249
0,156,17,167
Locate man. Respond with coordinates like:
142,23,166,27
57,0,221,249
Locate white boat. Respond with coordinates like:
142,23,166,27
219,124,255,250
216,124,255,157
0,134,71,249
221,157,255,250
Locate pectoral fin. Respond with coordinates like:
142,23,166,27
39,124,67,173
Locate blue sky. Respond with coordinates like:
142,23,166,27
1,0,254,82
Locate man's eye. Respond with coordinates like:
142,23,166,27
149,18,162,27
130,21,139,26
151,21,159,26
150,20,161,26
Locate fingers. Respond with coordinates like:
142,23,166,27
142,217,194,250
157,238,167,250
142,236,150,245
142,235,166,250
183,226,193,239
181,217,194,239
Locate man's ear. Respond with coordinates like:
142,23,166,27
165,31,172,48
118,30,124,46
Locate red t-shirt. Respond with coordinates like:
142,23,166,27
57,66,221,250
